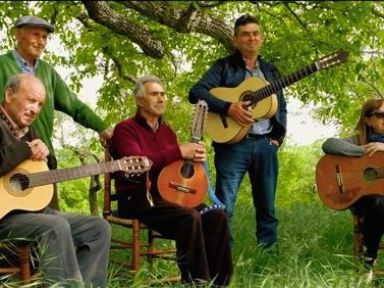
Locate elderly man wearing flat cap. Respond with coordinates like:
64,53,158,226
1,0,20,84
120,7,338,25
0,15,113,208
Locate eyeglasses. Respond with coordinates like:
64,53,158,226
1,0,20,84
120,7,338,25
366,110,384,119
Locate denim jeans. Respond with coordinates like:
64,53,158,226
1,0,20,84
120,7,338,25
214,135,279,247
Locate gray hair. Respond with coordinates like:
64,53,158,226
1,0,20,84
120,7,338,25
133,76,165,97
5,74,28,93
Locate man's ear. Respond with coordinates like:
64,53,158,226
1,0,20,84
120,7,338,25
4,87,13,104
136,97,143,108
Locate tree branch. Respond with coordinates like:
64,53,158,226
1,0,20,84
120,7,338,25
361,78,384,98
82,1,165,58
283,2,310,33
196,1,226,8
119,1,234,51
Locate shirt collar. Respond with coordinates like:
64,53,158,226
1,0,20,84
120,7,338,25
134,112,163,131
0,105,29,138
12,49,39,74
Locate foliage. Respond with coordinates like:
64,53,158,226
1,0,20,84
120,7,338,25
2,2,383,285
2,1,384,134
55,147,93,213
276,141,324,208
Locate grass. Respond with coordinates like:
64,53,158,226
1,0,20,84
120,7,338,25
2,198,382,287
106,197,382,287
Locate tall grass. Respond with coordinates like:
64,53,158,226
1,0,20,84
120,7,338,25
2,196,378,287
106,197,379,287
2,144,380,287
230,200,367,288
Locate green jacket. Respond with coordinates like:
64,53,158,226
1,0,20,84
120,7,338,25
0,52,108,154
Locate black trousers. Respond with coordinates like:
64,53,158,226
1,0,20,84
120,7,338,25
353,195,384,259
118,196,233,286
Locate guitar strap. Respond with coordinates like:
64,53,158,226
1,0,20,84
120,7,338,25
200,162,225,215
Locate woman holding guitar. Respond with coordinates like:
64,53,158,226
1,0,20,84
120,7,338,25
111,76,233,286
322,98,384,277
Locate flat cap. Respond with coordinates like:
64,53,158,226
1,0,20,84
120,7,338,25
14,15,54,33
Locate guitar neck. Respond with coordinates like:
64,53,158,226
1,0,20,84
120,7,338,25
28,160,123,188
252,62,319,104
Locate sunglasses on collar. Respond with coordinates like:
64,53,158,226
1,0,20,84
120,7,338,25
366,110,384,118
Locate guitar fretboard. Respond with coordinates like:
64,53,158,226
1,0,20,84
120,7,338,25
250,62,318,105
26,161,121,188
10,158,150,190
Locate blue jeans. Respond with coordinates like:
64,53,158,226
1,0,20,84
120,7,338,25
214,136,279,247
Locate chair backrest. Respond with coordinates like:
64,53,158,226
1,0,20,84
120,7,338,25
103,148,113,219
102,147,178,276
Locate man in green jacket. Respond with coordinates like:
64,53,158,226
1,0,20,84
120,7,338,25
0,15,112,208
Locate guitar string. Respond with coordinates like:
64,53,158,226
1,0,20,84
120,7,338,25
252,63,318,103
10,159,147,189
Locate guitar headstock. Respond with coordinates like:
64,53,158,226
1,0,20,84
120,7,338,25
316,50,348,71
191,100,208,141
118,156,152,177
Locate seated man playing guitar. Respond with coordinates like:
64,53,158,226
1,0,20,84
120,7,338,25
111,75,233,286
0,74,111,287
322,98,384,277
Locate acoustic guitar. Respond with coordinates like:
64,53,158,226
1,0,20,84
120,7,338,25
0,156,152,219
158,100,208,208
206,50,349,144
316,152,384,210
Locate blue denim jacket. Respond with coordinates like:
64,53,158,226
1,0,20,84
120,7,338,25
189,50,287,145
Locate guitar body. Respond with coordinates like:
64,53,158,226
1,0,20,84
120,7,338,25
0,160,53,219
0,155,152,220
205,51,349,144
207,77,278,144
316,153,384,210
157,160,208,208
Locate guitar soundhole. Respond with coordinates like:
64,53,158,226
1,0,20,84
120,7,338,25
364,168,378,181
9,173,30,193
240,92,255,105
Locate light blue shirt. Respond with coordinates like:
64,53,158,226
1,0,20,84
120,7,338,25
12,50,38,74
245,61,272,135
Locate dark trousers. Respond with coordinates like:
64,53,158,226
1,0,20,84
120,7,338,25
354,196,384,259
0,208,111,287
118,197,233,286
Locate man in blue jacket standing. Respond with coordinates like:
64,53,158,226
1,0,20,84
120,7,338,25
189,14,287,250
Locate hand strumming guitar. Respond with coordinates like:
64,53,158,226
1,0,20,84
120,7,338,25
227,101,254,127
27,139,49,161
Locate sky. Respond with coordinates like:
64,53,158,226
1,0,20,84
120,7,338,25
285,98,338,145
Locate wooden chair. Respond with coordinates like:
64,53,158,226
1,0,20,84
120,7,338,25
0,241,31,284
353,214,384,275
103,149,177,276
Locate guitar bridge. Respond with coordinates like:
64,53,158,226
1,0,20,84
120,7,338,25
168,181,197,194
335,164,345,194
